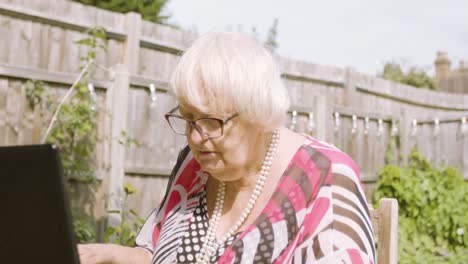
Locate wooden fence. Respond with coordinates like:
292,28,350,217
0,0,467,223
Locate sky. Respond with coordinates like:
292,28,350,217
164,0,468,76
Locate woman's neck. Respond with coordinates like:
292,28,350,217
212,128,278,214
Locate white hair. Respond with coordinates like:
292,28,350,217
170,31,290,131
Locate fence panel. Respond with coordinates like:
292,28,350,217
0,0,467,218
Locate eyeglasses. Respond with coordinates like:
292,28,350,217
164,106,238,139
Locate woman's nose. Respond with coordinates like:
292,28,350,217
187,125,204,144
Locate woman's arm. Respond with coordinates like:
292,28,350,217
310,158,376,263
291,147,376,263
78,244,151,264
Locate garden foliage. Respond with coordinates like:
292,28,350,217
25,26,144,245
374,148,468,263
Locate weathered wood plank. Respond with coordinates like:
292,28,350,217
46,25,62,72
124,174,169,217
462,122,468,179
5,80,21,145
0,78,8,145
0,1,126,40
0,63,111,88
0,15,11,64
354,73,468,111
17,80,32,144
377,198,399,264
123,12,141,74
107,64,129,226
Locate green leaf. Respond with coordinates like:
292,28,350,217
76,38,92,46
124,182,137,195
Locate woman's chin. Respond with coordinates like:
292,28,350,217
195,150,216,159
198,162,233,180
199,162,221,174
195,156,220,172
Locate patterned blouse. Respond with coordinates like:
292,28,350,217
135,136,376,263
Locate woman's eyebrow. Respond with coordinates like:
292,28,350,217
179,107,214,119
179,109,203,120
177,106,187,114
179,111,192,119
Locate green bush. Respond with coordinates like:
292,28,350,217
374,148,468,263
72,0,170,24
379,62,438,90
104,183,145,246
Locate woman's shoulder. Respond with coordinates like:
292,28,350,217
298,135,360,181
299,135,356,163
172,144,195,172
166,145,207,188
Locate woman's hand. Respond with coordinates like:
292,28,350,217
78,244,116,264
78,243,152,264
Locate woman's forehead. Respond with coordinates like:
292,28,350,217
178,103,207,115
178,103,233,119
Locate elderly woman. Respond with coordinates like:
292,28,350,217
79,32,375,264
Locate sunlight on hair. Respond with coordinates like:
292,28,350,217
170,31,290,131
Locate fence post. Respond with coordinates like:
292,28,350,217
314,94,329,142
463,127,468,180
399,109,411,166
344,67,358,108
123,12,142,75
107,63,129,227
104,12,141,227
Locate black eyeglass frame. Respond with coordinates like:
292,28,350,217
164,106,239,139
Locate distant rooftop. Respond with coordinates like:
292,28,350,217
434,51,468,94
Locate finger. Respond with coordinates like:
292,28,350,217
78,245,92,256
80,252,102,264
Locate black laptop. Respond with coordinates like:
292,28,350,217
0,144,80,264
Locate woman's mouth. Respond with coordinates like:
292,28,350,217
198,151,217,158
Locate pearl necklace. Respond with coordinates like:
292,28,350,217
196,128,280,264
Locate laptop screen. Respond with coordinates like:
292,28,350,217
0,144,80,264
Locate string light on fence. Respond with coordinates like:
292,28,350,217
149,83,157,108
377,119,384,137
411,119,418,137
391,119,398,137
290,110,297,131
334,112,340,132
364,116,370,136
351,115,358,135
307,112,315,135
433,118,440,137
461,117,467,135
88,83,98,111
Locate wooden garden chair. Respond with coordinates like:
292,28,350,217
368,198,399,264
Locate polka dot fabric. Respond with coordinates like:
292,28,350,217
177,191,239,263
